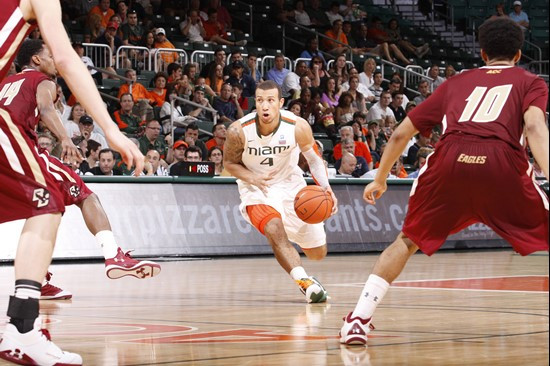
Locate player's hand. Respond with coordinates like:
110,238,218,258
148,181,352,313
325,187,338,215
252,171,276,195
363,179,387,205
60,138,83,166
106,129,144,177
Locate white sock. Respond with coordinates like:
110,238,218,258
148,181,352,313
351,274,390,319
96,230,119,259
290,266,308,281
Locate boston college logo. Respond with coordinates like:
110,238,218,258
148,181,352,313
32,188,50,208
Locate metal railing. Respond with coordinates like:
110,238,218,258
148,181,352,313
169,96,218,142
154,48,189,73
87,65,133,93
529,61,549,76
83,43,112,70
261,55,293,78
116,45,152,72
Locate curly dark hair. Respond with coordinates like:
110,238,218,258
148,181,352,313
478,18,523,61
16,39,45,68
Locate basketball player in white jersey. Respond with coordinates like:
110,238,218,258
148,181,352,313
224,80,338,303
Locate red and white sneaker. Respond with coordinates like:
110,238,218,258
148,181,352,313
339,312,375,345
0,317,82,365
40,272,72,300
105,248,161,279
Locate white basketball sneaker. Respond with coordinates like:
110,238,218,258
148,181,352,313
339,312,375,345
0,317,82,365
295,277,328,303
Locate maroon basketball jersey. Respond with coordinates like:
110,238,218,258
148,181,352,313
0,69,50,143
0,0,36,80
408,66,548,151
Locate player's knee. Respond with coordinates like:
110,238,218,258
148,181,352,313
263,218,284,237
303,245,327,261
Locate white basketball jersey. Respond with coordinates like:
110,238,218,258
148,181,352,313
239,110,303,185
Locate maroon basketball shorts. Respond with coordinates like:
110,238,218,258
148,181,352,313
0,116,65,223
41,153,93,207
403,134,549,256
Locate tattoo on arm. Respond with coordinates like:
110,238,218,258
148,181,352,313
224,125,244,164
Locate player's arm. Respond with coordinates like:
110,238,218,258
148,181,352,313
223,121,274,194
24,0,143,175
296,118,337,213
364,117,418,204
524,106,549,180
36,80,80,163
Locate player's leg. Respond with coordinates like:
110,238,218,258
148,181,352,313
77,193,161,279
302,244,327,261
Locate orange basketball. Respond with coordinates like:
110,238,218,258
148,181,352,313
294,186,334,224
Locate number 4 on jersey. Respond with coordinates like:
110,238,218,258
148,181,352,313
260,157,274,166
458,84,513,123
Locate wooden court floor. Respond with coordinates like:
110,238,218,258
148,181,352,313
0,250,548,365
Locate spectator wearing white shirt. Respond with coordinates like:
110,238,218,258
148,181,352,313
427,64,446,90
180,9,206,43
325,1,344,26
358,57,376,89
282,60,309,100
366,91,396,127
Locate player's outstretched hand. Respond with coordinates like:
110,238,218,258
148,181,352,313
60,138,83,166
325,187,339,215
252,170,276,195
106,130,144,176
363,180,387,205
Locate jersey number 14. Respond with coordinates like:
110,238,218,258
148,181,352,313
458,84,512,123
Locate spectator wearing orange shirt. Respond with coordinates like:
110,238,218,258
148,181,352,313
153,28,179,67
89,0,115,29
205,122,226,151
323,19,349,56
148,72,167,107
203,8,247,46
118,69,154,121
113,93,144,137
332,126,373,170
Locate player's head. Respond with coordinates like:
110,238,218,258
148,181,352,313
478,18,523,63
16,39,57,78
255,81,284,125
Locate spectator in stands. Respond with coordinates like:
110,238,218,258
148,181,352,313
351,114,367,143
206,63,224,95
85,13,103,43
408,146,434,178
366,119,381,150
213,83,244,123
76,115,109,148
489,3,508,20
333,126,373,170
184,145,203,162
387,18,430,58
208,0,233,31
205,122,226,151
307,55,329,88
367,17,411,65
387,77,409,105
121,9,145,46
290,0,312,27
246,52,263,85
345,75,368,113
265,54,289,87
89,0,115,29
428,64,445,90
72,42,101,84
306,0,330,28
362,155,405,178
339,0,367,22
300,37,326,64
231,83,249,112
366,90,396,127
138,120,168,160
160,84,192,135
182,86,214,121
109,13,124,39
226,60,256,98
115,1,128,24
168,140,188,170
149,72,168,107
336,152,357,177
37,133,56,157
406,133,432,165
405,100,416,114
182,123,208,159
359,57,376,89
200,47,226,78
143,149,168,176
509,1,529,30
445,64,457,79
389,91,406,123
323,19,349,56
95,20,123,56
342,21,366,55
368,71,384,102
320,76,341,114
86,148,123,176
329,53,350,85
64,102,86,136
169,145,200,175
180,9,206,43
167,63,183,83
79,139,101,174
118,69,154,120
334,92,356,127
335,138,369,177
183,63,199,90
208,146,224,175
154,28,179,66
222,50,245,77
342,67,373,96
204,8,247,46
353,23,390,61
326,1,344,25
288,100,304,118
299,87,322,128
282,60,309,100
113,93,143,136
413,79,430,105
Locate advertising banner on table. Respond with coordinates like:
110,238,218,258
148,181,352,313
0,181,506,260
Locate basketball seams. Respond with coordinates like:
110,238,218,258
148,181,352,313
294,186,333,223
